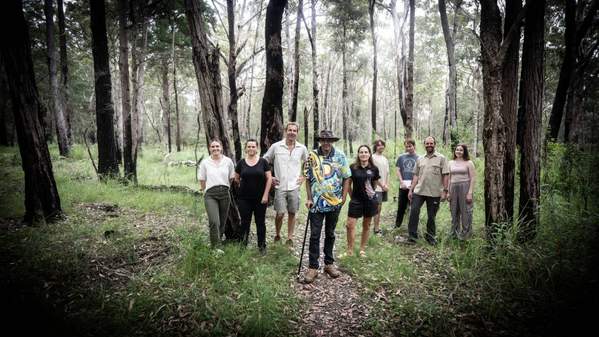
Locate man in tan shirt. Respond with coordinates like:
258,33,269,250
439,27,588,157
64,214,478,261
407,136,449,245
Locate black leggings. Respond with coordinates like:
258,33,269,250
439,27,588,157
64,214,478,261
238,198,267,248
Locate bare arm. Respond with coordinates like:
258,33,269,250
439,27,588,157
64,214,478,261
262,171,273,204
200,180,206,192
234,172,240,186
305,179,313,209
342,178,351,204
467,161,476,202
408,175,419,201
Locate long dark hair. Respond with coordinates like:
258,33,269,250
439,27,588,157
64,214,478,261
453,143,470,161
373,139,386,152
351,145,375,169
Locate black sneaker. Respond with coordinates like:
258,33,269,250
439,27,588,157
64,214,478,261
259,246,267,256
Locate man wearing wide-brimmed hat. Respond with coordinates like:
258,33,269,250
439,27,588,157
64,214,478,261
302,130,351,283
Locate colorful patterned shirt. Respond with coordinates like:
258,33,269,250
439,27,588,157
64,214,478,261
304,147,351,213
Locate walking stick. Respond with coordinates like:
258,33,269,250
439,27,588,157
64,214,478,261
296,211,311,281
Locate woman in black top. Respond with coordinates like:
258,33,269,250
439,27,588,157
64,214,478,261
340,145,380,258
234,139,272,254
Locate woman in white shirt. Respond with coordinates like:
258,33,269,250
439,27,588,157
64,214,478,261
198,139,236,248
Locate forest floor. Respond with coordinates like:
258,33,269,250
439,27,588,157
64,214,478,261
1,145,598,337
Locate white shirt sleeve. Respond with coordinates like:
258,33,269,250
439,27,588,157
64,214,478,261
263,142,275,163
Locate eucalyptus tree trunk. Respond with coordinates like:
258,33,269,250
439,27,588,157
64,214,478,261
404,0,415,139
479,0,525,239
368,0,378,139
172,19,182,152
131,0,148,152
518,0,544,242
90,0,119,178
57,0,72,145
547,0,598,141
185,0,241,241
119,0,135,182
226,0,242,161
309,0,319,149
290,0,303,122
245,0,265,139
342,26,349,153
44,0,70,157
161,57,172,153
260,0,288,153
438,0,456,145
1,0,62,224
501,0,522,221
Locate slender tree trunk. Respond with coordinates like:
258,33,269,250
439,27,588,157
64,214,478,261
172,23,182,152
285,4,293,116
1,0,62,223
260,0,288,154
438,0,457,145
323,61,331,130
369,0,378,139
119,0,135,182
161,57,172,153
131,0,148,153
226,0,242,162
501,0,522,221
303,106,309,144
44,0,70,157
246,0,265,139
57,0,72,145
518,0,544,242
309,0,319,149
405,0,415,139
342,27,349,153
290,0,302,122
90,0,119,178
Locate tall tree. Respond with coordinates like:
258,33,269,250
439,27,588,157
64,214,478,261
438,0,458,145
546,0,598,141
479,0,525,239
56,0,72,145
0,63,10,146
131,0,149,152
368,0,378,138
226,0,242,162
260,0,288,153
290,0,303,122
119,0,136,182
404,0,415,139
160,57,172,153
185,0,241,240
501,0,522,221
1,0,62,223
90,0,120,178
171,17,182,152
518,0,545,242
44,0,70,157
306,0,319,149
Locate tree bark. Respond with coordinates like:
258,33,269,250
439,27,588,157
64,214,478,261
517,0,544,242
290,0,302,123
438,0,457,145
131,0,148,152
226,0,242,162
309,0,319,149
342,26,349,153
119,0,135,182
547,0,598,141
480,0,507,238
172,19,182,152
44,0,70,157
90,0,119,178
185,0,241,241
501,0,522,221
369,0,378,139
0,63,10,146
161,57,172,153
57,0,72,145
260,0,288,154
245,0,265,139
404,0,415,139
1,0,62,223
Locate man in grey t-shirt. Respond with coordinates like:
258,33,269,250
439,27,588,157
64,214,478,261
395,139,419,228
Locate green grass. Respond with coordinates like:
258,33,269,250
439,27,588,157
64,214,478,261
1,142,598,337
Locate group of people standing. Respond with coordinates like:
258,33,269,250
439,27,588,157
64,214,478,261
198,122,476,283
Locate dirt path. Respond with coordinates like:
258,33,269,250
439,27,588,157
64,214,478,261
289,215,374,337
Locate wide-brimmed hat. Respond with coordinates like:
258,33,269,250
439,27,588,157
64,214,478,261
317,130,340,141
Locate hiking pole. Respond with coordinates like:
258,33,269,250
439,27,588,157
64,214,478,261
296,211,311,281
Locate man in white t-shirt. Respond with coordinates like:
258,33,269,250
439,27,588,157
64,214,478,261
263,122,308,246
